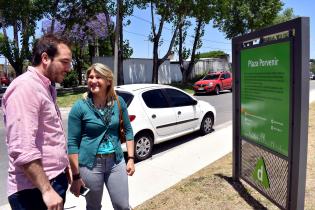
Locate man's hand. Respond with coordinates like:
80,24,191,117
22,160,65,209
42,187,63,210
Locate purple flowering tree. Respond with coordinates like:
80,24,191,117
42,13,109,84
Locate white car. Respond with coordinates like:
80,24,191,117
115,84,216,161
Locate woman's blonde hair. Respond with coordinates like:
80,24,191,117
83,63,116,105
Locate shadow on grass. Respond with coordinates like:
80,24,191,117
214,174,267,210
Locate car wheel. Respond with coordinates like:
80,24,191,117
214,86,220,95
200,114,213,135
134,132,153,161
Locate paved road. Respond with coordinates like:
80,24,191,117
0,80,314,205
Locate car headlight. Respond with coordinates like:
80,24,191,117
208,82,213,87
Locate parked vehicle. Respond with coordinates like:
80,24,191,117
115,84,216,161
193,71,233,95
0,76,10,86
310,71,315,80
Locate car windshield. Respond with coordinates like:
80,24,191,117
116,90,134,107
203,74,220,80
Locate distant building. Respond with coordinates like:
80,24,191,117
178,56,231,79
93,54,231,84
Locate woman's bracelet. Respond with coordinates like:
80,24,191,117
72,173,81,181
128,156,135,160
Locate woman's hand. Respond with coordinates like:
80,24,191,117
126,159,135,176
70,178,85,197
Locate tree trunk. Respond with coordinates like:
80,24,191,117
180,19,203,84
118,1,124,85
78,47,83,85
152,41,159,84
104,9,115,55
21,19,30,60
181,68,189,84
13,61,23,76
13,22,19,50
50,0,60,33
150,4,180,84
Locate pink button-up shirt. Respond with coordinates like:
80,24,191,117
2,66,69,196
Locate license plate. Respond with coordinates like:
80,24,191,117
198,87,204,90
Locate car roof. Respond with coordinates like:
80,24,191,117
115,83,173,92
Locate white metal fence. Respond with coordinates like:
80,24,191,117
92,57,230,84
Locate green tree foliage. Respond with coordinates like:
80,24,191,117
62,70,79,88
213,0,283,39
0,0,51,76
198,50,226,58
272,8,296,25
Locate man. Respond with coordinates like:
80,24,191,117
2,34,72,210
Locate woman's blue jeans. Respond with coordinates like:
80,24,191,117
80,157,130,210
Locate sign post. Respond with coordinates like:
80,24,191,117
232,17,309,210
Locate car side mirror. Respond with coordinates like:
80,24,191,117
192,100,198,105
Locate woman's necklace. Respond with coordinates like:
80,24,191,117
98,108,106,116
94,103,113,124
93,96,113,122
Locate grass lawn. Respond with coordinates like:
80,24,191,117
170,82,194,95
57,92,84,107
135,102,315,210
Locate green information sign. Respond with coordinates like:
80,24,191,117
240,41,291,156
252,157,270,189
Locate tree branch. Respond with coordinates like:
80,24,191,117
160,20,180,62
188,18,203,71
150,2,157,37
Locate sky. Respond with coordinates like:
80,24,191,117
0,0,314,64
123,0,314,60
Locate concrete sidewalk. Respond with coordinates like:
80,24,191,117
1,90,315,210
64,122,233,210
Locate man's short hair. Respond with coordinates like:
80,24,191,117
32,34,71,66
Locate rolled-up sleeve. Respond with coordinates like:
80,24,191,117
120,97,134,141
68,100,83,154
3,82,42,166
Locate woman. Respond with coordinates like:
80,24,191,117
68,63,135,210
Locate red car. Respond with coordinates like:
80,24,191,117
193,71,233,95
1,76,10,86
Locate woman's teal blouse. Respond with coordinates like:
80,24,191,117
67,95,134,169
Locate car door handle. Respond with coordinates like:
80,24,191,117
152,114,156,119
178,111,181,115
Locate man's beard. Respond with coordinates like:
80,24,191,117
47,64,63,83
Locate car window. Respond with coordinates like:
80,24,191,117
225,73,231,79
116,90,134,107
203,74,220,80
163,88,194,107
142,89,169,108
